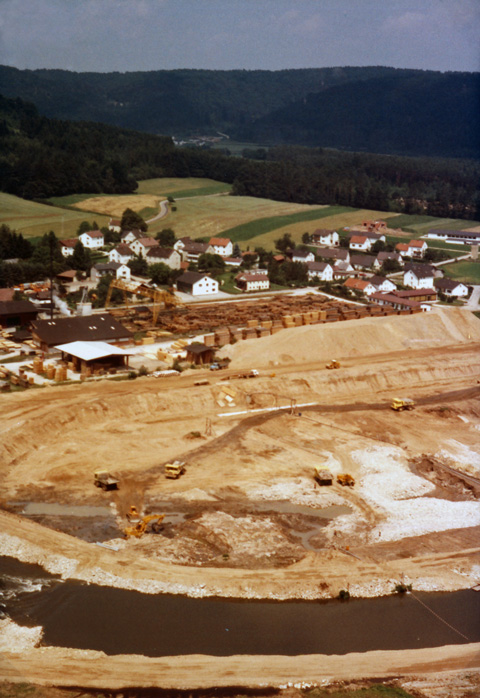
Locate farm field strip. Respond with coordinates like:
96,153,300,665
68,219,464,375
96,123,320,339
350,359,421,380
443,261,480,284
137,177,231,197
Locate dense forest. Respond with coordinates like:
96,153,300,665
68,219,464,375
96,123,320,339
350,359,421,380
1,94,479,219
0,65,479,158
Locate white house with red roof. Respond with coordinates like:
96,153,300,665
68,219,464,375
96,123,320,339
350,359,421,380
407,240,428,258
130,237,160,259
349,235,372,252
109,243,135,265
79,230,104,249
236,272,270,292
344,277,377,295
207,237,233,258
311,229,339,246
60,238,78,257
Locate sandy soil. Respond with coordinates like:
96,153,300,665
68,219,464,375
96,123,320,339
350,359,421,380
1,308,480,689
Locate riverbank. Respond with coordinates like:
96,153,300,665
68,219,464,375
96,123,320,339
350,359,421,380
1,509,479,601
2,641,480,690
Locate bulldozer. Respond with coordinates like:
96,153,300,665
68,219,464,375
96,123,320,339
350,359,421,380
326,359,341,370
337,473,355,487
124,514,165,538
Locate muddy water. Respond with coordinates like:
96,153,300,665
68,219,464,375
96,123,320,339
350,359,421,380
2,557,479,657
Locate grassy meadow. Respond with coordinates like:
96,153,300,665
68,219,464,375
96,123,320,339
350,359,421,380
443,260,480,284
0,192,109,238
137,177,232,198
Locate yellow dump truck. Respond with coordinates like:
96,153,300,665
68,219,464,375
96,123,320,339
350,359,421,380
326,359,340,370
314,467,333,486
164,461,186,479
94,470,119,491
337,473,355,487
391,397,415,411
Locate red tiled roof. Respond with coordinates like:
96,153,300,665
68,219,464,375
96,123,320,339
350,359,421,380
209,237,231,247
84,230,103,238
350,235,368,244
60,238,77,248
409,239,425,247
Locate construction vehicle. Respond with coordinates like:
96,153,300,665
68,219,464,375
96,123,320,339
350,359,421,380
314,466,333,486
326,359,341,370
391,397,415,411
337,473,355,487
222,369,259,380
94,470,119,491
124,514,165,538
164,461,186,479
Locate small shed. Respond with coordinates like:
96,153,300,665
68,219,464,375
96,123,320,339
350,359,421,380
55,340,134,374
185,342,215,365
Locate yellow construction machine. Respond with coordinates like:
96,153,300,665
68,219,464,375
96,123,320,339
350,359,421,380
124,514,165,538
337,474,355,487
391,397,415,411
326,359,341,370
164,461,186,479
105,278,182,324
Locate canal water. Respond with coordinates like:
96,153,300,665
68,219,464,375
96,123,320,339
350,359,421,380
1,556,479,657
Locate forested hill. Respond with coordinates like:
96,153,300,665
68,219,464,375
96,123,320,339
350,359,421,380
0,64,478,158
239,72,480,159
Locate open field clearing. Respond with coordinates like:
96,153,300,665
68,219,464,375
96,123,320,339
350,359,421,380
148,194,327,238
444,261,480,284
383,214,480,235
137,177,232,198
71,193,165,218
0,192,109,238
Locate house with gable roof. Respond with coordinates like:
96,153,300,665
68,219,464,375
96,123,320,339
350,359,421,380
109,244,135,265
306,261,333,281
146,247,181,269
79,230,104,249
207,237,233,258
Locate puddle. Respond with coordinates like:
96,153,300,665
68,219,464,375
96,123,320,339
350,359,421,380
19,502,113,517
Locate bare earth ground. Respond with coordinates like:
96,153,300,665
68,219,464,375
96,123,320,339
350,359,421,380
1,308,480,691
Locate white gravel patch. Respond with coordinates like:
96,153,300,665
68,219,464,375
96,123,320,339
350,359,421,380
436,440,480,475
243,478,346,508
0,618,43,651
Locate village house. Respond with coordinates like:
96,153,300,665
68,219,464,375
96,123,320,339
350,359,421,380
207,237,233,258
393,289,437,303
224,257,243,267
79,230,104,249
350,254,376,271
60,238,78,257
344,277,377,296
174,239,210,263
306,261,333,282
120,229,144,245
291,249,315,263
130,237,159,259
349,235,372,252
31,314,132,352
374,251,403,270
56,269,78,287
236,272,270,292
434,278,469,297
109,243,135,265
91,262,131,283
407,240,428,258
368,275,397,293
317,247,350,264
349,230,386,244
176,271,219,296
395,243,409,257
404,264,437,289
146,247,181,269
108,219,122,233
311,229,339,246
332,260,355,279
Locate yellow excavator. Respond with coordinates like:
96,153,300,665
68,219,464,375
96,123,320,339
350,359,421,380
326,359,341,370
124,514,165,538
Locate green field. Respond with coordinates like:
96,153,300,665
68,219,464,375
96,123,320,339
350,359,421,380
137,177,231,198
384,213,480,235
443,260,480,284
0,192,109,238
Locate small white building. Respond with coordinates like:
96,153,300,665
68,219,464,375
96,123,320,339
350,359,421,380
306,261,333,281
291,249,315,263
311,229,339,246
109,244,135,265
434,278,469,297
91,262,131,283
79,230,104,249
404,268,435,289
207,237,233,258
176,271,219,296
130,237,160,259
349,235,372,252
108,219,122,233
369,275,397,293
146,247,181,269
60,239,77,257
407,240,428,258
235,272,270,292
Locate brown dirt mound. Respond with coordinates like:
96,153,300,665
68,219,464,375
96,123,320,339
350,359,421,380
227,308,480,369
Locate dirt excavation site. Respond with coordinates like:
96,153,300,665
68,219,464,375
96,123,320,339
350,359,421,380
1,307,480,693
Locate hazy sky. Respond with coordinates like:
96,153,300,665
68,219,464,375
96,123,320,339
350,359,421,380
1,0,479,73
